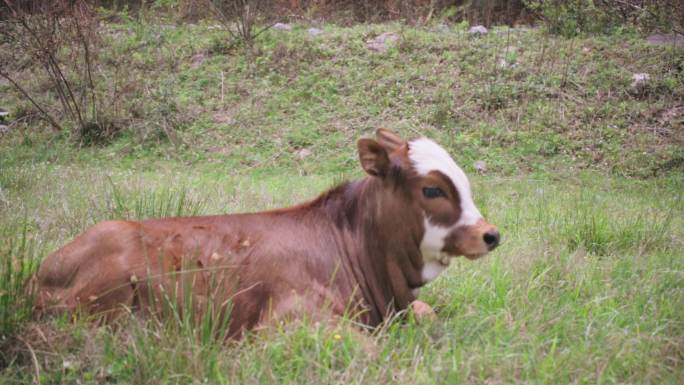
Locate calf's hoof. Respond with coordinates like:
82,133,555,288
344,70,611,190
410,300,437,322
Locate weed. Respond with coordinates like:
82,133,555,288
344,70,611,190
0,224,41,368
106,184,207,220
558,192,675,256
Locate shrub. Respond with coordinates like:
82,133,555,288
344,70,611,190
524,0,684,36
1,1,116,145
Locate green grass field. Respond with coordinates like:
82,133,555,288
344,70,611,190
1,15,682,384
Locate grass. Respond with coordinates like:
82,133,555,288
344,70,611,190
1,18,682,177
0,161,681,384
0,14,683,385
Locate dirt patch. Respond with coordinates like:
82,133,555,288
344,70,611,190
629,105,684,144
645,33,684,46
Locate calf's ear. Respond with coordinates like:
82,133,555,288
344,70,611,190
358,138,390,177
376,128,405,153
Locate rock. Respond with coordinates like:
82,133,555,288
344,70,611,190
474,160,487,174
213,111,234,125
645,33,684,46
190,53,206,69
366,32,399,52
0,125,9,134
410,300,437,322
631,73,650,88
206,146,231,155
468,25,488,35
308,27,323,36
0,109,8,118
630,73,652,97
273,23,292,31
431,23,449,33
295,148,312,160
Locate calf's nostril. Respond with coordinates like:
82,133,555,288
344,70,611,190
483,231,500,250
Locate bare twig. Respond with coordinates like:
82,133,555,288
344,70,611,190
561,38,576,88
0,70,63,132
611,0,684,35
210,0,274,50
2,0,103,139
17,337,42,385
220,71,225,103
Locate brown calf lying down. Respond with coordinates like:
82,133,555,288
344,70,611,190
36,129,500,337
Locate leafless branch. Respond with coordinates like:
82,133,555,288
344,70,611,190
1,0,103,140
0,69,63,132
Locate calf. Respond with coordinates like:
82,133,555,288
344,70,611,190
36,129,500,337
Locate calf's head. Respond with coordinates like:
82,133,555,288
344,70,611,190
358,129,500,282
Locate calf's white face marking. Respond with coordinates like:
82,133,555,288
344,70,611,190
408,138,483,283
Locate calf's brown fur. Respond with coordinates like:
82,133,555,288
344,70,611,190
36,129,499,337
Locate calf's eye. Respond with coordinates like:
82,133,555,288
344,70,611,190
422,187,447,199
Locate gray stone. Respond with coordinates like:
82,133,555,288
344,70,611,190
213,111,234,125
190,53,206,69
645,33,684,46
308,27,323,36
295,148,312,160
468,25,488,35
0,125,8,134
273,23,292,31
366,32,400,52
431,23,449,33
631,73,650,88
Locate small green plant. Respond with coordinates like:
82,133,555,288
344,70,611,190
430,87,456,129
0,225,40,368
107,184,206,220
559,194,674,255
132,78,187,148
477,82,517,111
